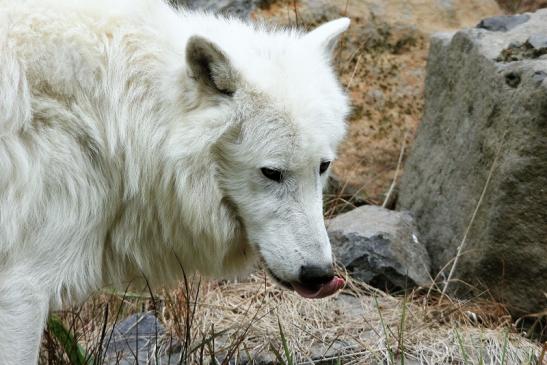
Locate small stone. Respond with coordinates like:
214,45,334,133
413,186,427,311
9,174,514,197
104,313,165,364
327,205,431,290
476,14,530,32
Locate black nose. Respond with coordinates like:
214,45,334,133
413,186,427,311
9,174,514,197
299,265,335,288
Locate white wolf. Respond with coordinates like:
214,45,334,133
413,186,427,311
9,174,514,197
0,0,350,363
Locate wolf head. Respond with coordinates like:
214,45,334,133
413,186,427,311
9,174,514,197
182,18,350,298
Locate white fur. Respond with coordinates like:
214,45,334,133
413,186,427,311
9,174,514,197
0,1,349,363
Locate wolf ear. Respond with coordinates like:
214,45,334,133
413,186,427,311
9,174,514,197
304,17,350,56
186,36,237,96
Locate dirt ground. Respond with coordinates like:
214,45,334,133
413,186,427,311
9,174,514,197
498,0,547,12
254,1,430,203
334,24,427,203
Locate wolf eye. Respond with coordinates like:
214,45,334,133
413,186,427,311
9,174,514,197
260,167,283,183
319,161,331,175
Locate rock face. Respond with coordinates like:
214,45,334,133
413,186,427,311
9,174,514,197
171,0,271,18
327,205,431,290
398,10,547,313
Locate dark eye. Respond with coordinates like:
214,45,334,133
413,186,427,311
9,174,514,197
319,161,331,175
260,167,283,183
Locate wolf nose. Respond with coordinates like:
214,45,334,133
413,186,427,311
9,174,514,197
299,265,335,288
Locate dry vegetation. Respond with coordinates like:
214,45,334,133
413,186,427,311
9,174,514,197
334,20,426,202
42,271,545,364
40,1,547,364
497,0,547,13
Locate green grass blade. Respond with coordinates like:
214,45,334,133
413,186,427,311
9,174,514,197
398,296,408,365
269,342,287,365
243,345,253,364
454,328,469,365
188,328,230,355
47,315,90,365
500,327,509,365
374,295,395,364
277,316,293,365
478,330,485,365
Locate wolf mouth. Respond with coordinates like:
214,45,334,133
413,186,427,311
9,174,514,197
261,257,346,299
265,266,294,291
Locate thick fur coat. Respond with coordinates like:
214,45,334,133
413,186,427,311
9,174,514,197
0,0,349,363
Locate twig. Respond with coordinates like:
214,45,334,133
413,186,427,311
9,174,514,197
539,341,546,365
440,135,506,303
292,0,299,27
345,54,362,91
382,132,407,208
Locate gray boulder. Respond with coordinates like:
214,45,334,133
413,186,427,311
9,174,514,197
398,9,547,313
327,205,431,290
103,312,165,365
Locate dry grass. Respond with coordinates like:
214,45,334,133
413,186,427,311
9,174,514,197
41,271,544,364
497,0,547,13
166,274,542,364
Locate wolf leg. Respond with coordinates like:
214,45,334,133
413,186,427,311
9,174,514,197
0,268,49,365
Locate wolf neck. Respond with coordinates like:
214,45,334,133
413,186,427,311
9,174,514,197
104,69,249,287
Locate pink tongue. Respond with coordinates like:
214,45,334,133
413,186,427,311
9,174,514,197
292,276,345,299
